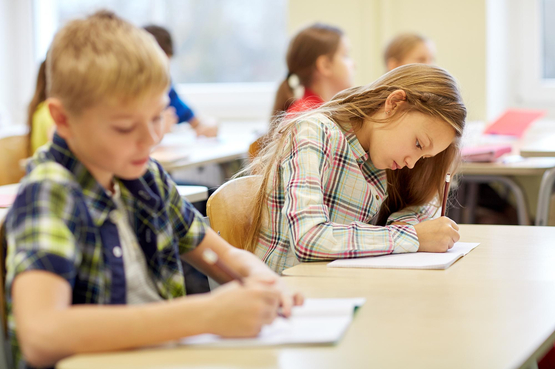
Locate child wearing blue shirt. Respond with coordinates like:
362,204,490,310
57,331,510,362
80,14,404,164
144,25,218,137
3,11,300,369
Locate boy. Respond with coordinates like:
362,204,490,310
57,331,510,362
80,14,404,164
4,11,301,369
143,25,218,137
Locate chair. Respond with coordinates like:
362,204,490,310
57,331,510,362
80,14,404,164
0,135,27,186
206,175,262,249
0,218,11,368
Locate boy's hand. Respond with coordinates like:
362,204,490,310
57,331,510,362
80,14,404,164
414,216,460,252
208,281,281,337
244,275,304,318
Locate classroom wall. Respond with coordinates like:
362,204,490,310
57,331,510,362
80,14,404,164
288,0,487,122
0,0,14,127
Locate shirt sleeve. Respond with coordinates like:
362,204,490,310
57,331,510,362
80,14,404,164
156,162,208,255
168,86,195,124
387,199,441,226
281,120,420,263
5,180,82,289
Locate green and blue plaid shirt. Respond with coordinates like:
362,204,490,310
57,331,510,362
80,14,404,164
257,114,439,273
4,134,208,368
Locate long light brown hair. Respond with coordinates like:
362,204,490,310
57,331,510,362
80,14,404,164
272,23,344,117
26,60,47,155
241,64,466,253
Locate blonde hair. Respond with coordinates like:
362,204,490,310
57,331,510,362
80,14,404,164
384,33,429,67
46,10,170,115
272,23,344,117
241,64,466,253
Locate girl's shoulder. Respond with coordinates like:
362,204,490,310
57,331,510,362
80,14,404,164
292,112,344,139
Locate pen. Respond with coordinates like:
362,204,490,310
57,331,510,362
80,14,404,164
202,248,287,318
202,248,245,285
441,173,451,217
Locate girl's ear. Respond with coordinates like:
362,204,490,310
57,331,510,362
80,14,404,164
47,98,72,140
384,89,407,113
315,54,333,77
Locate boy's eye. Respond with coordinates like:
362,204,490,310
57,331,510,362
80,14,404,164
416,139,423,150
114,127,134,134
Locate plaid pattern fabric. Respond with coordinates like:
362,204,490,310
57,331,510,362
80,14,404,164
256,114,438,273
4,134,207,369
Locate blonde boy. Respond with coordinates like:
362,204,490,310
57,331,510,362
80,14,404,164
4,11,300,369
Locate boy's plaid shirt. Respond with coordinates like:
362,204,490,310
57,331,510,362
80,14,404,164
256,114,439,273
4,134,207,368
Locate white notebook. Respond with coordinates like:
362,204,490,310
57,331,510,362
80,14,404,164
327,242,480,270
179,298,365,347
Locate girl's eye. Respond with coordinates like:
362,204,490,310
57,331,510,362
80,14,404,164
416,139,423,150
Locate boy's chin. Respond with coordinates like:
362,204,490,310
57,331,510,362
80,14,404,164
116,166,149,180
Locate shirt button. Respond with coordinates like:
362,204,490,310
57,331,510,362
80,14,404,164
375,194,379,200
113,246,123,258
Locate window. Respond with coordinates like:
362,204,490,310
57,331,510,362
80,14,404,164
33,0,288,121
541,0,555,79
33,0,288,84
514,0,555,105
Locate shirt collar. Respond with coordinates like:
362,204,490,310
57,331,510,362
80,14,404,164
39,134,161,226
343,130,369,163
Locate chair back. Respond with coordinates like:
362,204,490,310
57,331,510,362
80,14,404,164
207,175,262,249
0,217,11,368
0,135,27,186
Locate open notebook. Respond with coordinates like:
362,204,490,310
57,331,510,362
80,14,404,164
328,242,480,270
179,298,365,347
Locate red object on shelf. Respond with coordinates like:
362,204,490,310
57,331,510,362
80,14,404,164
483,109,545,137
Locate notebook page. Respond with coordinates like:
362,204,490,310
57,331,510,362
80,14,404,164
179,298,365,347
327,242,480,270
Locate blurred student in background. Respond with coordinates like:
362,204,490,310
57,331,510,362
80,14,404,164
250,23,355,157
144,25,218,137
384,33,436,72
27,61,55,155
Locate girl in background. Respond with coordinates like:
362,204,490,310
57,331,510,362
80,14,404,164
384,33,436,71
27,61,55,155
251,23,355,158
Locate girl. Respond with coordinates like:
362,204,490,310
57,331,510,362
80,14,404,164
243,64,466,273
384,33,436,71
250,23,354,158
273,23,355,116
27,60,56,155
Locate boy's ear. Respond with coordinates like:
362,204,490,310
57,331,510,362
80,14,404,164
315,54,333,77
47,98,72,140
384,89,407,113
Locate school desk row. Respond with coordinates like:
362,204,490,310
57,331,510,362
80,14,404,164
56,224,555,369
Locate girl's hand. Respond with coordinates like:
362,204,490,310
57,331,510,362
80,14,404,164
414,217,460,253
207,281,281,337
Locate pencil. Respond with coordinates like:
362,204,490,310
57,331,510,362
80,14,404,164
441,173,451,217
202,248,244,285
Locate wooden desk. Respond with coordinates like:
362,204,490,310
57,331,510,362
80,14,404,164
514,122,555,225
58,225,555,369
0,184,209,204
153,121,264,173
